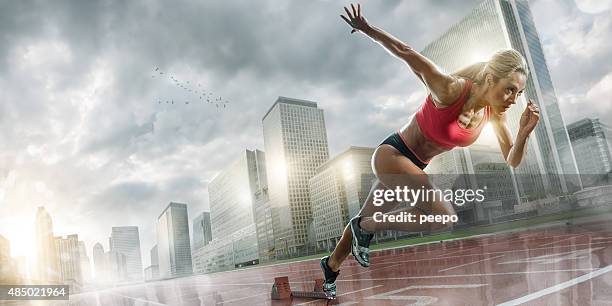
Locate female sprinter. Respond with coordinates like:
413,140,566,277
320,3,541,297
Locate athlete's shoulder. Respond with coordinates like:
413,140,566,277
431,77,468,108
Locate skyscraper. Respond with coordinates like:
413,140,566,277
110,226,143,281
54,234,82,285
421,0,581,201
35,206,59,282
192,212,212,251
78,241,91,283
309,146,376,250
567,118,612,187
150,245,158,267
470,145,518,218
251,150,275,262
12,256,27,280
108,249,127,282
0,235,12,282
144,245,159,281
262,97,330,256
156,202,193,279
204,149,264,268
92,242,106,281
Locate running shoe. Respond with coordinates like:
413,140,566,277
320,256,339,298
349,216,374,267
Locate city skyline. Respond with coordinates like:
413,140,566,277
0,0,610,270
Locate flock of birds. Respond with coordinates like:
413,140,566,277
151,67,229,109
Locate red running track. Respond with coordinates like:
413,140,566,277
64,217,612,306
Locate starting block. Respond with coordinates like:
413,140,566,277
271,276,335,300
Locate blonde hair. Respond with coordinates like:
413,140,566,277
452,49,529,84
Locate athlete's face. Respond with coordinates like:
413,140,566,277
487,72,527,114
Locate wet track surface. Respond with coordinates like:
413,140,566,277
16,218,612,305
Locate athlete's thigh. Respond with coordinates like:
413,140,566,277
373,145,437,214
373,145,433,189
358,179,402,217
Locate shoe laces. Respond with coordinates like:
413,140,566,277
323,281,336,292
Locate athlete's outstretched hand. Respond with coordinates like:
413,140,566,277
340,3,369,34
519,98,540,135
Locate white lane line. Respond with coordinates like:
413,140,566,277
341,268,595,282
360,233,600,263
498,247,605,265
333,285,384,297
342,262,403,278
496,264,612,306
438,255,505,272
538,236,577,247
374,242,612,266
106,292,169,305
366,284,487,301
217,292,268,304
294,285,383,306
434,246,482,258
192,282,272,286
374,233,577,264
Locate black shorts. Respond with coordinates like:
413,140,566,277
379,132,428,170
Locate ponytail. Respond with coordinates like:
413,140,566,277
452,62,488,84
452,49,529,84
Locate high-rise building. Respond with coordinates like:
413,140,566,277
150,245,158,267
421,0,581,201
108,249,127,282
77,241,91,283
110,226,143,281
12,256,27,280
427,144,519,223
251,150,275,262
35,206,59,282
470,145,518,218
567,118,612,187
54,234,82,284
203,149,265,269
156,202,193,279
0,235,12,282
144,245,159,281
192,239,233,274
262,97,330,256
92,243,106,281
192,212,212,251
309,147,376,250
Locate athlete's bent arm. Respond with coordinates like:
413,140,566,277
491,99,540,168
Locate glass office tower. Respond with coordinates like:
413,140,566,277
262,97,329,256
110,226,143,281
156,202,193,278
422,0,581,202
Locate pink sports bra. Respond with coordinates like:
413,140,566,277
415,79,490,149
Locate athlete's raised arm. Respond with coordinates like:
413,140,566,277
340,3,463,106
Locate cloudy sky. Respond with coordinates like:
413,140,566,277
0,0,610,269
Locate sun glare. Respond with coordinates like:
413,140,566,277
473,123,498,148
